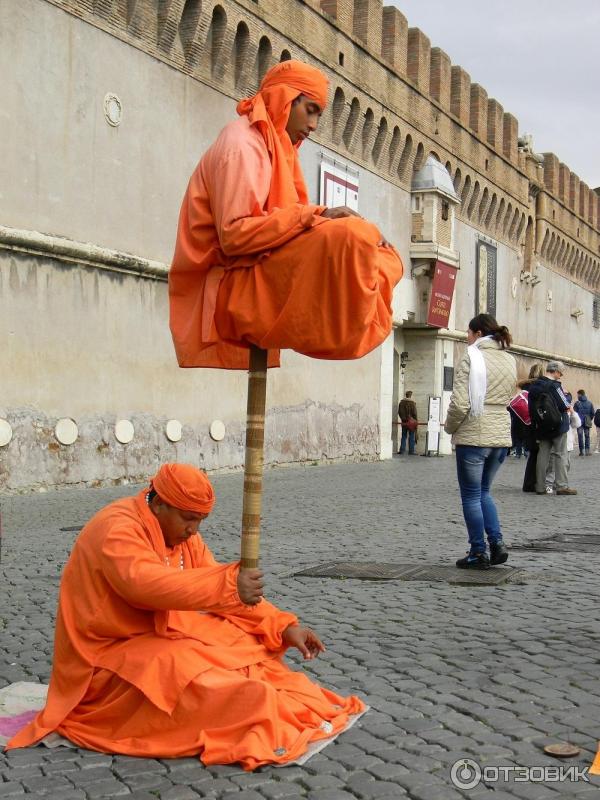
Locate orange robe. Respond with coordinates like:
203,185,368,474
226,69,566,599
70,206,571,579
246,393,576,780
169,116,404,369
7,491,364,769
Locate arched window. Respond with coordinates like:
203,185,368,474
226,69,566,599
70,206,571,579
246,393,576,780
372,117,388,165
233,22,249,88
361,108,375,159
343,98,360,149
257,36,272,83
460,175,472,210
208,5,227,75
494,197,505,234
179,0,202,63
478,187,490,223
412,142,425,174
388,126,401,171
484,193,497,228
397,134,413,180
452,167,462,196
467,181,480,219
280,49,291,62
331,87,345,142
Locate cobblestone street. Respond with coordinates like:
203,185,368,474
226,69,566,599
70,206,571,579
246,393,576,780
1,453,600,799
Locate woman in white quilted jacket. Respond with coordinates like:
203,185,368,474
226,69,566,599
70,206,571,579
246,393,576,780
444,314,517,569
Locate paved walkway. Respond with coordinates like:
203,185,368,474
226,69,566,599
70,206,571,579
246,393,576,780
1,453,600,799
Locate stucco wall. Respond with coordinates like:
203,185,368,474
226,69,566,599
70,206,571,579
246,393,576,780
0,1,397,492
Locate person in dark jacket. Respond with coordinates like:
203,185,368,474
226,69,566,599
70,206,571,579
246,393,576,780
574,389,595,456
520,363,544,493
527,360,576,496
397,391,418,455
594,407,600,454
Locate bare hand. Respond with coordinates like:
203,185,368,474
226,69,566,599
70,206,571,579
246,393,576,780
282,625,326,660
237,568,264,606
321,205,362,220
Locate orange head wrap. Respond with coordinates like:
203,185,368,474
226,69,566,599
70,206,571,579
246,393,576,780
151,463,215,514
236,60,329,211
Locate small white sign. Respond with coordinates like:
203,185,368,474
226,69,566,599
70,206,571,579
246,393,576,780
319,155,359,211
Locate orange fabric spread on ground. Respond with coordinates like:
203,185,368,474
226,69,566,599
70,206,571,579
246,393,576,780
6,490,365,768
169,60,403,370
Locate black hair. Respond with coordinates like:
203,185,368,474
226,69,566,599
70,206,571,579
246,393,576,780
147,488,157,502
468,313,512,349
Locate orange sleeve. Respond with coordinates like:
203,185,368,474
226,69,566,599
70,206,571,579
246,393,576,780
189,539,298,650
215,599,299,652
100,527,244,613
207,139,327,257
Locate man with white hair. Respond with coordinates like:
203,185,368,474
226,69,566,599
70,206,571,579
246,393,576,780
528,360,577,496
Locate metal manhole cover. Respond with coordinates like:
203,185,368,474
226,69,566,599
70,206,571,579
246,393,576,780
513,533,600,552
291,561,525,585
292,562,422,580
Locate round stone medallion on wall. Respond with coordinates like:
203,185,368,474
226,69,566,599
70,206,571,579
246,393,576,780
165,419,182,443
209,420,226,442
55,418,78,446
103,93,123,127
0,419,13,447
115,419,135,444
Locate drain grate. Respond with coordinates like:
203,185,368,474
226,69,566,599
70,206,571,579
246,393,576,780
512,533,600,552
291,561,525,585
59,526,84,532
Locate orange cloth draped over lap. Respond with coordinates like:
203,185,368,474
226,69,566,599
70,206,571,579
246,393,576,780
6,487,365,769
169,59,403,370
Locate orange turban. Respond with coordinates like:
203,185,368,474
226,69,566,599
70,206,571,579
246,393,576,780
151,463,216,514
236,60,329,212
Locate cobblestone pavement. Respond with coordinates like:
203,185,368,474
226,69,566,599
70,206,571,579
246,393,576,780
2,453,600,799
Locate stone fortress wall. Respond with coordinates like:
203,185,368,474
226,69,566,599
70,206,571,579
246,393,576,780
2,0,599,489
48,0,599,291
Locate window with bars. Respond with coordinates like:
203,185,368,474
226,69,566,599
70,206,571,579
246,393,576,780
593,295,600,328
475,240,497,317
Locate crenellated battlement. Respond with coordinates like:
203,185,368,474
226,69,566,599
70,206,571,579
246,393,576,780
41,0,600,289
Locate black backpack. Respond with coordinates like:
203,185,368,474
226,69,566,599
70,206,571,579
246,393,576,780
530,390,562,438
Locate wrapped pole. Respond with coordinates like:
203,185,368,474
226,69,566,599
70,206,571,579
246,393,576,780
240,345,268,569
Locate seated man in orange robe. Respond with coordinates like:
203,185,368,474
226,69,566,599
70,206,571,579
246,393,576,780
170,59,403,369
6,464,365,770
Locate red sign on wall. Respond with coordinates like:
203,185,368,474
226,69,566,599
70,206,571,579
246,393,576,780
427,261,458,328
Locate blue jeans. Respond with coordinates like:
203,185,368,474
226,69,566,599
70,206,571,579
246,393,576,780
455,446,506,554
399,426,415,454
577,426,590,453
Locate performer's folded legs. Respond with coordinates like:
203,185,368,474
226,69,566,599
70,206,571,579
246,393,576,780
215,217,403,361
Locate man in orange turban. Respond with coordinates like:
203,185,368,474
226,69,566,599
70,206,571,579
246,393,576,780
6,463,365,769
170,59,403,369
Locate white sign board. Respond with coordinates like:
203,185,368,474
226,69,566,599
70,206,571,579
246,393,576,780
319,156,359,211
427,396,441,452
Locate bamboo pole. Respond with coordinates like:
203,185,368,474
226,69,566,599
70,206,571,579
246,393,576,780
240,345,268,569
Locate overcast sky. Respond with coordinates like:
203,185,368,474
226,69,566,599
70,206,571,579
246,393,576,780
390,0,600,190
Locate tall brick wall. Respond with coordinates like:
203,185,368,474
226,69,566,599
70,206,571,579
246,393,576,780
35,0,600,291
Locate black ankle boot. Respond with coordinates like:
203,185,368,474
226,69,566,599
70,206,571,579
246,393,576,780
490,541,508,566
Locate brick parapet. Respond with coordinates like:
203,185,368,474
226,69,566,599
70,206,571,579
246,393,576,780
40,0,599,284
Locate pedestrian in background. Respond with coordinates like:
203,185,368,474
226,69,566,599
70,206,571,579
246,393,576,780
574,389,594,456
444,314,516,569
520,364,544,493
528,361,577,496
397,390,418,455
545,406,580,493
